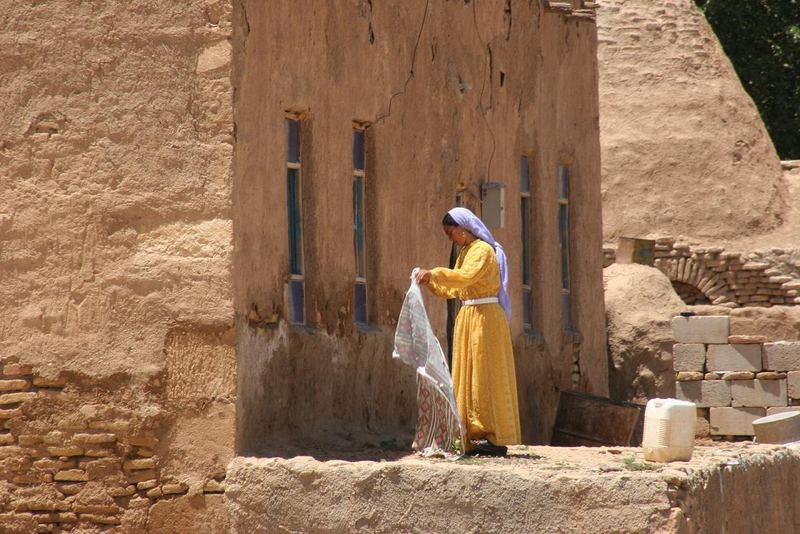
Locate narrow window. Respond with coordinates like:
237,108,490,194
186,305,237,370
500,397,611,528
353,128,367,324
520,156,533,330
558,165,574,332
286,118,305,325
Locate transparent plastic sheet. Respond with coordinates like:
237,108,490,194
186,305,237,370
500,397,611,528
393,270,465,457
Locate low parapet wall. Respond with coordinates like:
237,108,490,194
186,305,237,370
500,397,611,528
225,444,800,533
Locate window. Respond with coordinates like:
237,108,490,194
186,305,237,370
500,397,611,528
286,117,305,325
520,156,533,329
353,128,367,324
558,165,574,332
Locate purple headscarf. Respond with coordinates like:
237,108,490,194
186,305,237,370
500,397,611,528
448,207,511,321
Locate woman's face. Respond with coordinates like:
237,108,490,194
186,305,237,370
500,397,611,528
443,225,470,246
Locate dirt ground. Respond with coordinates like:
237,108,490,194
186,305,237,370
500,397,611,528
256,438,784,471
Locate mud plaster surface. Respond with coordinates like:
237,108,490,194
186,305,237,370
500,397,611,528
597,0,786,243
226,442,800,533
605,263,685,403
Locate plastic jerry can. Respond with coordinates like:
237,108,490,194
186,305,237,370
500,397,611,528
642,398,696,462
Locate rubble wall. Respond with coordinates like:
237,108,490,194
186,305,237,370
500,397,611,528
232,0,608,451
0,1,235,530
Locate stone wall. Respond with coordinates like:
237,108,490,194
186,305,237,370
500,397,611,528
604,238,800,307
0,1,235,531
672,315,800,438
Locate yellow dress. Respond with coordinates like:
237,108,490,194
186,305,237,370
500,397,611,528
428,239,522,447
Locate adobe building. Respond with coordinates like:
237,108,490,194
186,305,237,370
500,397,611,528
0,0,606,531
595,0,800,310
233,0,607,452
596,0,786,244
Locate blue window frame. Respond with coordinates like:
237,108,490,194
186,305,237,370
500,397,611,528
286,118,305,325
558,165,573,332
353,128,368,324
520,156,533,330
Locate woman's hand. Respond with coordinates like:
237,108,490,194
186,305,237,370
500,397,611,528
415,269,431,285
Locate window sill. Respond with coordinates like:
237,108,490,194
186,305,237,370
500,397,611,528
356,322,382,335
289,323,320,335
523,328,544,343
562,329,583,344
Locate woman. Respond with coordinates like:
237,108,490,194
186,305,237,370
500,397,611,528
415,207,522,456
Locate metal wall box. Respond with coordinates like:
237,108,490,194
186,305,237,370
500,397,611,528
480,181,506,229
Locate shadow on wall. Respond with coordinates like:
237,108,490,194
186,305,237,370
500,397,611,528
672,281,711,305
235,320,417,457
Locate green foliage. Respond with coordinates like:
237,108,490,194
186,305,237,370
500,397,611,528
541,460,577,471
621,456,658,471
696,0,800,159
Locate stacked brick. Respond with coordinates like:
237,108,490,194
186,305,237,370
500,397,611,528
0,360,226,532
672,316,800,437
603,239,800,307
544,0,598,18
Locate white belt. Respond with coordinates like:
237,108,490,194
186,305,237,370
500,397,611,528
462,297,499,306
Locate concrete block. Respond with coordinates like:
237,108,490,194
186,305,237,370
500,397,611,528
788,371,800,399
673,343,705,372
766,407,800,416
709,407,765,436
672,316,729,343
706,344,761,372
676,380,731,408
752,412,800,444
763,342,800,371
731,379,787,407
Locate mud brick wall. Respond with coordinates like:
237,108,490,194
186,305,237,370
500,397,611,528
604,238,800,307
672,315,800,438
0,1,235,532
0,358,231,533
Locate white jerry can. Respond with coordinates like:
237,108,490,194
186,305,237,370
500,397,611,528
642,398,696,462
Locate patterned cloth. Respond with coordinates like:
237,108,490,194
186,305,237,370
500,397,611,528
414,376,463,454
393,273,465,456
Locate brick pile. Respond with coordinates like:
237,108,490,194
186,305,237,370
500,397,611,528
0,360,225,532
672,316,800,437
603,240,800,307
